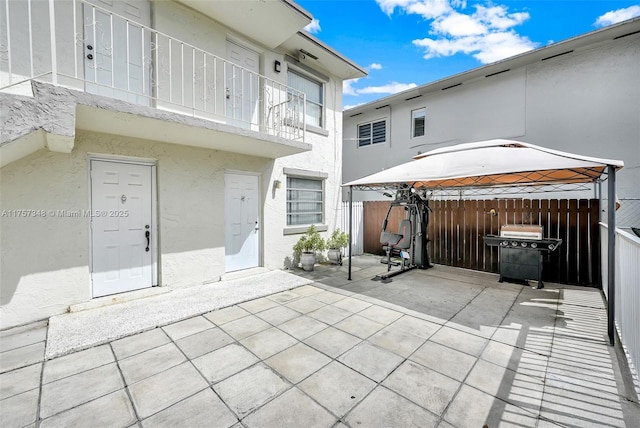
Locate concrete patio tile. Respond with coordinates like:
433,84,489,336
0,321,47,353
239,327,298,359
0,341,44,373
391,315,441,340
119,343,186,385
192,343,260,384
218,314,271,340
278,315,328,340
268,290,303,304
331,296,372,313
175,327,234,359
334,314,385,339
128,362,208,419
0,388,39,427
239,297,280,314
481,340,549,380
466,359,544,412
40,362,124,419
447,287,519,338
410,341,476,382
338,341,404,382
367,324,427,358
39,389,136,428
539,384,626,428
307,305,352,325
292,285,325,297
213,363,290,418
285,297,327,314
140,388,237,428
444,384,539,428
204,305,251,325
309,290,347,304
345,386,440,428
43,344,114,384
244,387,336,428
383,360,460,416
303,326,361,358
299,361,376,417
265,343,331,384
358,305,403,325
111,328,171,360
161,316,214,341
256,306,301,326
0,362,41,400
429,326,488,356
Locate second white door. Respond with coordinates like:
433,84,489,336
225,173,260,272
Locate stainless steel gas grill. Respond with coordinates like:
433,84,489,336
483,224,562,289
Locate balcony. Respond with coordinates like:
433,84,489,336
1,0,308,158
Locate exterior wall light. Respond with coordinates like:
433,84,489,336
274,60,281,73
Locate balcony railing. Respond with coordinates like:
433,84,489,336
0,0,306,142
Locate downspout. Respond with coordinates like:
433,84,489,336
348,186,353,280
607,165,616,346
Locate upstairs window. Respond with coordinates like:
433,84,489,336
358,120,386,147
412,108,426,137
288,70,323,128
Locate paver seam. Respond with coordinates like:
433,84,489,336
110,342,142,424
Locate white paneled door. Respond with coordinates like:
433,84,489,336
83,0,151,104
225,173,260,272
91,160,154,297
225,41,260,129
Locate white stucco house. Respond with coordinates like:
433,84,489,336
0,0,366,329
343,18,639,228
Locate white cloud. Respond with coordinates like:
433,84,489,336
304,18,321,34
368,63,383,70
343,79,360,96
594,5,640,27
413,30,535,63
377,0,536,64
357,82,418,94
344,79,417,97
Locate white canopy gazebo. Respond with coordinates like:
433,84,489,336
343,139,624,345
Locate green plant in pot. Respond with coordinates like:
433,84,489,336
293,225,326,271
326,228,349,265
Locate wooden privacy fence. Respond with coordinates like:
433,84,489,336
363,199,601,286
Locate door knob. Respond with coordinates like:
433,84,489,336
145,231,150,252
87,54,93,60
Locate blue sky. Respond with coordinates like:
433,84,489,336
295,0,640,109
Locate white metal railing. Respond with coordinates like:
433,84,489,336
0,0,306,142
601,223,640,395
342,201,363,256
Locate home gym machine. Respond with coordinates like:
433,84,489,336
376,187,432,280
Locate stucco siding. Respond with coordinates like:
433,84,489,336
0,130,277,328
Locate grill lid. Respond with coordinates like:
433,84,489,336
499,224,543,240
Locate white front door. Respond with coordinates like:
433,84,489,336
91,160,154,297
225,173,260,272
225,41,260,129
83,0,151,104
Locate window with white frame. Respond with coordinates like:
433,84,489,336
288,70,323,128
412,108,426,137
286,176,324,226
358,119,386,147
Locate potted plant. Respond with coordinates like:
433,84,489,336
293,225,326,271
326,228,349,265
